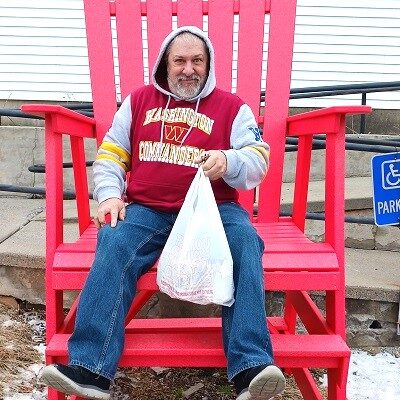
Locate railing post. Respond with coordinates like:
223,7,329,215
360,93,367,134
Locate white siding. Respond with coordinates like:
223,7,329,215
0,0,90,102
0,0,399,108
290,0,400,108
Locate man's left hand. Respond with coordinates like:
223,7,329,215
195,150,227,181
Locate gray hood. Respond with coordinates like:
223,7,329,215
152,26,216,102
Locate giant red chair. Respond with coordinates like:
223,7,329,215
22,1,371,399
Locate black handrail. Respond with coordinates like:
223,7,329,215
286,80,400,98
0,183,379,225
285,136,400,153
0,184,85,200
28,161,94,173
2,80,400,130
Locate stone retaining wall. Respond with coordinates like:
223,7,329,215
306,216,400,253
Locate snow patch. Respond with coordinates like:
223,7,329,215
347,350,400,400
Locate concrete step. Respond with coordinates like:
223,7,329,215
281,176,373,212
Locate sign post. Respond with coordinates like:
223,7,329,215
371,152,400,226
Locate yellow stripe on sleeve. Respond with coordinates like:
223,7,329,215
100,142,130,163
96,154,129,172
245,146,270,162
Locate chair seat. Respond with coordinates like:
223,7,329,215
255,222,339,272
46,317,349,369
52,221,340,291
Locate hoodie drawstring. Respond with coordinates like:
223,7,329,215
158,96,201,151
159,95,172,146
179,97,201,145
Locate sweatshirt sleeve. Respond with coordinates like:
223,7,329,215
222,103,270,190
93,95,132,204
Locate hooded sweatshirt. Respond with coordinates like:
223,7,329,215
93,26,270,212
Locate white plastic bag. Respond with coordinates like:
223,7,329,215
157,167,234,306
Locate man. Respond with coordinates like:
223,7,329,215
41,26,285,400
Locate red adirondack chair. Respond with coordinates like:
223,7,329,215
22,1,372,399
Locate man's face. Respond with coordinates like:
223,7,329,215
166,35,208,100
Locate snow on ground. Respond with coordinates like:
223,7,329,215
347,350,400,400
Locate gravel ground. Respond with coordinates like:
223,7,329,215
111,366,313,399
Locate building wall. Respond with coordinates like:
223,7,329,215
290,0,400,108
0,0,90,102
0,0,399,109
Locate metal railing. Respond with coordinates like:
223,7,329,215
3,80,400,136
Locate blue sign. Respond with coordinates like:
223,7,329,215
371,152,400,226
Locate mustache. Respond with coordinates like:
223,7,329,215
177,75,200,82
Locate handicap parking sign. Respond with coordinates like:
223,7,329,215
371,152,400,226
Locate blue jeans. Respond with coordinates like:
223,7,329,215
68,202,273,381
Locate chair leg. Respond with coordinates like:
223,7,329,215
46,289,64,342
283,291,298,334
327,357,349,400
44,289,65,400
291,368,324,400
326,289,346,338
47,387,66,400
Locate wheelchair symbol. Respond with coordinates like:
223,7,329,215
382,159,400,189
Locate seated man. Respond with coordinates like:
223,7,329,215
41,26,285,400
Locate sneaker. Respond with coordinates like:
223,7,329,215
235,365,285,400
41,364,111,400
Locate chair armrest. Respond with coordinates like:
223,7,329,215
287,106,372,136
285,105,372,252
21,104,96,138
21,104,97,247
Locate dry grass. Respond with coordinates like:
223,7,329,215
0,304,45,396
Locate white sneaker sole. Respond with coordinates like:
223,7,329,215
41,365,111,400
237,365,285,400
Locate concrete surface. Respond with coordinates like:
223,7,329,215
0,126,97,192
281,176,374,212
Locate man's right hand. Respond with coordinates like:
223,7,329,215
93,197,125,229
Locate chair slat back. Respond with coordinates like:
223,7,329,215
207,1,234,92
177,0,203,27
235,0,268,215
83,0,298,218
115,0,144,99
146,0,173,74
83,0,118,144
258,0,297,222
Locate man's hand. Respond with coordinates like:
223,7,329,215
94,197,125,229
195,150,227,180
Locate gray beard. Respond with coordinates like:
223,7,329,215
168,78,202,100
